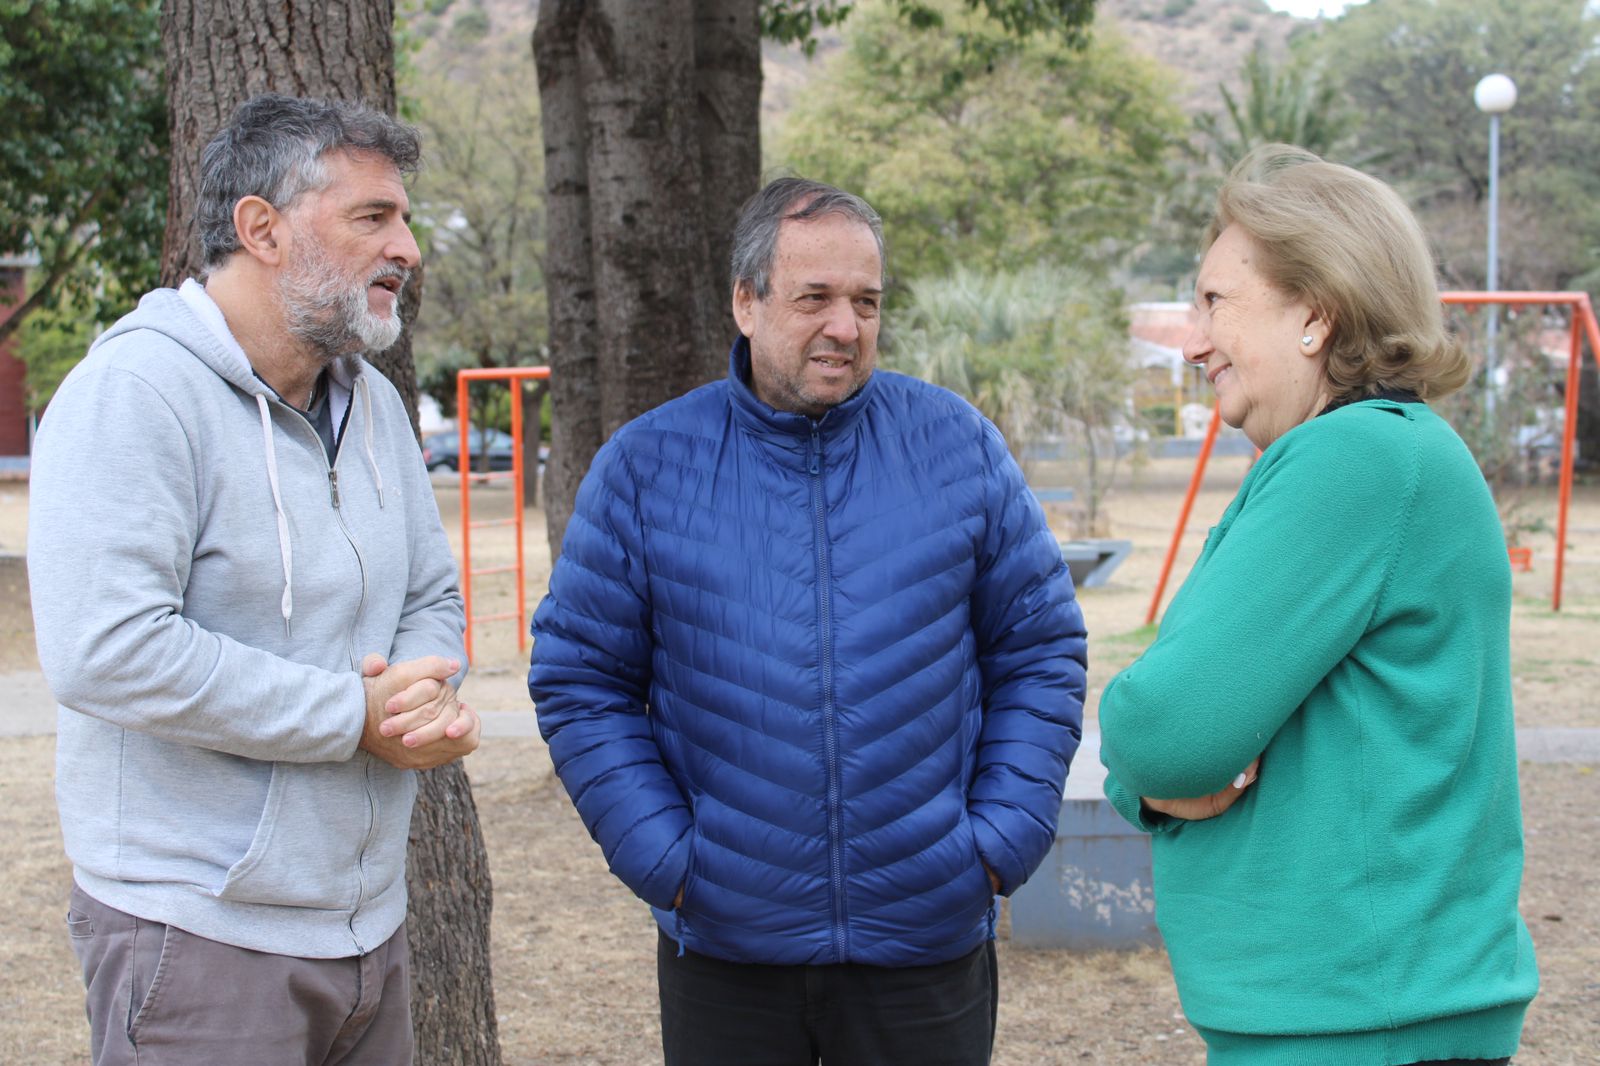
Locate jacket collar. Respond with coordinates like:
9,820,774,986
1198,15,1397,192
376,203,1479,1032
727,335,875,447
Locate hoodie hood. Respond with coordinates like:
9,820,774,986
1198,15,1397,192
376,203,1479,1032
88,284,386,635
93,285,269,397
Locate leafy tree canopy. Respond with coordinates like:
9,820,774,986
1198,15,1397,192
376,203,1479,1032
1311,0,1600,293
0,0,166,343
772,0,1183,282
761,0,1098,53
400,18,547,421
1195,42,1358,173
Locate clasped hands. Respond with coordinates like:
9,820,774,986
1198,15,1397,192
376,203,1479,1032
357,653,481,770
1142,757,1260,822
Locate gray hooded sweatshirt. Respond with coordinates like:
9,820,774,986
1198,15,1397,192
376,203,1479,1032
28,285,466,959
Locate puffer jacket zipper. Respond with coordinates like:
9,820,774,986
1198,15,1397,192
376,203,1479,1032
810,426,847,962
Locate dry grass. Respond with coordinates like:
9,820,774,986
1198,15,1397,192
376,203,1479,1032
2,458,1597,1063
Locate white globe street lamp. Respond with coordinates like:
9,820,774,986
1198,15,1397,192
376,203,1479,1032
1475,73,1516,426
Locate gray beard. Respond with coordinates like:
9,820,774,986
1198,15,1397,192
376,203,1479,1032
279,241,407,366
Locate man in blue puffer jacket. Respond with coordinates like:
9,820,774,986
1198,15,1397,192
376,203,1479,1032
528,178,1086,1065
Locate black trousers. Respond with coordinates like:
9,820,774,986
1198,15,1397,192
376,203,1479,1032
657,931,998,1066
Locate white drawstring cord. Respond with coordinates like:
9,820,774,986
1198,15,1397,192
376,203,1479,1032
256,394,294,636
359,376,385,508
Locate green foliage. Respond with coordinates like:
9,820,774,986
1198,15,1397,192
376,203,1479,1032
890,262,1139,526
761,0,1097,54
1195,44,1356,171
773,0,1183,282
15,290,99,408
403,43,547,418
449,8,490,45
0,0,165,334
1311,0,1600,294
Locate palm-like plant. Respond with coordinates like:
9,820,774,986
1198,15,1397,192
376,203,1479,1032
1196,43,1358,170
890,263,1138,532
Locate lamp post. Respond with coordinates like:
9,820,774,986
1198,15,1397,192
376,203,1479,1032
1475,73,1516,426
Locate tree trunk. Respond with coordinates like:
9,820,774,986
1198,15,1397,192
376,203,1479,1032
522,379,549,505
1577,358,1600,475
532,0,603,558
533,0,762,561
694,0,763,350
160,4,499,1062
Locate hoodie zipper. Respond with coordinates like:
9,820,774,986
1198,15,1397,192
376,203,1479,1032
325,410,376,947
809,427,847,962
266,390,376,950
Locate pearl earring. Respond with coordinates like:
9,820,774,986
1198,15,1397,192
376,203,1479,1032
1301,335,1314,346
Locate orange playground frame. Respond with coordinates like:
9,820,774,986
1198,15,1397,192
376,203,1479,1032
454,365,551,662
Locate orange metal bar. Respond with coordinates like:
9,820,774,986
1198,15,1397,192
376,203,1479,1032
458,372,473,660
1554,316,1582,610
454,366,552,663
1148,291,1600,623
1438,291,1588,305
510,368,528,657
1145,402,1222,625
1569,296,1600,610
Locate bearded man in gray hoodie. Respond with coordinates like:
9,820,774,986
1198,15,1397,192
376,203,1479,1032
27,94,477,1065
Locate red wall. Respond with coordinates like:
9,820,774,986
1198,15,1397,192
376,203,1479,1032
0,267,27,455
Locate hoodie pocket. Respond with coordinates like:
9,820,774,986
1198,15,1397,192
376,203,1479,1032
218,761,398,910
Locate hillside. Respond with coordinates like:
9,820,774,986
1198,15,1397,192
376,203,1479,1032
1099,0,1304,116
407,0,1316,126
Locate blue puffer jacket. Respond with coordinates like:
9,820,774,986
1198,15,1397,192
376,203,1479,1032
529,340,1087,967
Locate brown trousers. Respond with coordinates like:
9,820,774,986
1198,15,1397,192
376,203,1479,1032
66,883,412,1066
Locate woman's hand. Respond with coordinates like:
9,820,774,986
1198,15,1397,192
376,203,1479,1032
1143,758,1260,822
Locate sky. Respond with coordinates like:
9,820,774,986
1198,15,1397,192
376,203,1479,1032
1263,0,1367,17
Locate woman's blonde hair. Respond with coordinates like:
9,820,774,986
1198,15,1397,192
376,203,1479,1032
1206,144,1471,401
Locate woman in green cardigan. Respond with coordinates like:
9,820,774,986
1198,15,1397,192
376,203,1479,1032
1099,145,1538,1065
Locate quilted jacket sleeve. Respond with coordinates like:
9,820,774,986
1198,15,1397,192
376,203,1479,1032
967,421,1087,894
528,438,692,911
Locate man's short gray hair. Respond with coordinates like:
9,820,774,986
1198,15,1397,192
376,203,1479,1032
197,94,421,272
730,177,885,299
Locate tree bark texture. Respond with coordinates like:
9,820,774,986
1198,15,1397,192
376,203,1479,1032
160,4,499,1062
521,379,550,504
405,765,500,1066
533,0,762,561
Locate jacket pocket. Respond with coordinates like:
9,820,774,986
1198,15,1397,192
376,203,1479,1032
675,822,702,914
958,812,997,915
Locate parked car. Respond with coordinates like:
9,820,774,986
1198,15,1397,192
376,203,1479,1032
422,428,517,472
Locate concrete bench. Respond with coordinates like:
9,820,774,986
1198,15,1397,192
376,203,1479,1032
1009,732,1161,951
1058,539,1133,589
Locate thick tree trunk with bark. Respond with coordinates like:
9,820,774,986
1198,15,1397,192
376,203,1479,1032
522,379,549,504
160,4,499,1062
532,0,762,560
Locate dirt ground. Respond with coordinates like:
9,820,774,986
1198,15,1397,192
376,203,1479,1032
1,456,1597,1064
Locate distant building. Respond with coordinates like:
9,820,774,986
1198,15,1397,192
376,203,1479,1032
0,257,30,458
1128,302,1206,436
